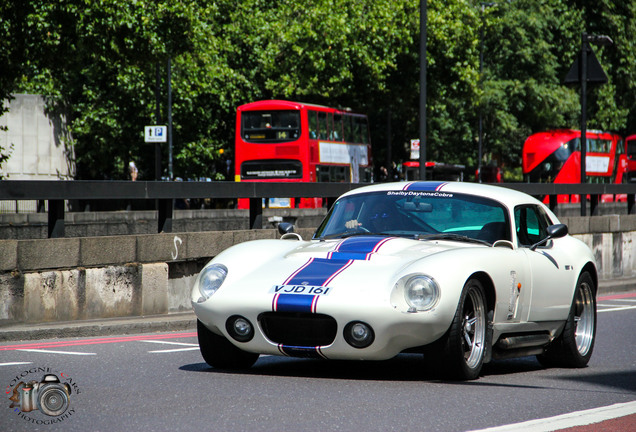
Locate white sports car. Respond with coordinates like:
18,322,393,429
191,181,597,380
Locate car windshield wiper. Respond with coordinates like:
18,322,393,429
417,233,491,246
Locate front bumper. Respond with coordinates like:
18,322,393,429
193,292,452,361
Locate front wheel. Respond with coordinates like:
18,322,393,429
537,271,596,368
440,278,488,380
197,320,259,369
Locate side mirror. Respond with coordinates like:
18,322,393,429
530,223,568,251
278,222,295,235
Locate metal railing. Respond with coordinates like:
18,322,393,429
0,180,634,238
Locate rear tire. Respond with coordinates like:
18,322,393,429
439,278,488,380
537,271,596,368
197,320,259,369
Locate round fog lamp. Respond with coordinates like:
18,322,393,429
234,318,251,336
351,323,369,341
344,321,374,348
226,315,254,342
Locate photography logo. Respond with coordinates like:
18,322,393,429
6,366,80,425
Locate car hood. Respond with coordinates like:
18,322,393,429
288,235,455,262
223,235,476,293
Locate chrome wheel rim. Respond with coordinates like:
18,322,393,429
462,287,486,369
574,281,595,356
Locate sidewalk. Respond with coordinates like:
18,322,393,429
0,278,634,343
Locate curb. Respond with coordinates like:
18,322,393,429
0,312,197,342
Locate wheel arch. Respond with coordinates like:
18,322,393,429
580,262,598,295
469,271,496,314
468,271,496,365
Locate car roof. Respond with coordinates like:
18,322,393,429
340,181,547,210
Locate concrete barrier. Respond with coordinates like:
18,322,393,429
560,215,636,280
0,219,634,327
0,228,314,327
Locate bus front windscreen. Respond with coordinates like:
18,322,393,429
241,110,301,143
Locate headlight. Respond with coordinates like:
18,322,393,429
197,264,228,301
404,275,439,311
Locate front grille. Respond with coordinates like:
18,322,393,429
259,312,337,346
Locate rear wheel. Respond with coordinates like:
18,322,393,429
439,279,488,380
197,320,259,369
537,271,596,368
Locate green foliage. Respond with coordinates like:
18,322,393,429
2,0,635,181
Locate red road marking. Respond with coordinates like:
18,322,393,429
0,332,197,351
597,292,636,301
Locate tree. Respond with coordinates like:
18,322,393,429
3,0,635,182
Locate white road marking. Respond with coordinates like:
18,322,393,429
140,340,198,347
467,400,636,432
17,349,96,356
598,305,636,313
0,362,32,367
148,347,200,354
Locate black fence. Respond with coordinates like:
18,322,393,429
0,180,634,238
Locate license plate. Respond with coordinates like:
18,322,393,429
270,285,332,295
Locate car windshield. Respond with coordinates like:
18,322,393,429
314,190,511,245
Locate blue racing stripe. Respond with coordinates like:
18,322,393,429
285,258,351,285
328,236,393,261
335,236,388,253
327,252,369,260
273,294,318,313
278,345,325,359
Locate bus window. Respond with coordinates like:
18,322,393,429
241,110,300,143
344,115,353,143
317,165,350,182
318,111,328,140
308,110,318,139
332,114,343,141
350,116,360,143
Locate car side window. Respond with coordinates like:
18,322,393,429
514,205,551,247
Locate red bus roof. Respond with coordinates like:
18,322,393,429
236,100,368,118
238,100,335,112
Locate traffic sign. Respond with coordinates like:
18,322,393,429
564,47,608,84
144,125,167,143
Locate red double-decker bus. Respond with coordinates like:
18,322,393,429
522,129,626,203
235,100,372,208
626,134,636,183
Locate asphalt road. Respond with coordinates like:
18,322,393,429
1,292,634,432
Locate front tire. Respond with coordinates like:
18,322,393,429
440,278,488,380
537,271,596,368
197,320,259,369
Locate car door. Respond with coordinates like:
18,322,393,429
515,205,574,322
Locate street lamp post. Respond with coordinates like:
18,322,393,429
567,33,612,216
478,2,496,183
419,0,427,181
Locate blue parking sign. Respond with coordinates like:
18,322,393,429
144,125,167,142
